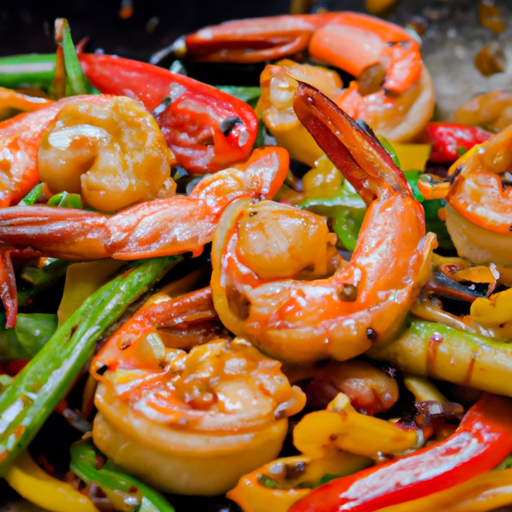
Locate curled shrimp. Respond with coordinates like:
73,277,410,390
184,13,433,145
0,146,289,260
454,90,512,133
183,12,421,94
444,124,512,266
211,83,435,364
336,66,434,143
0,87,53,117
90,287,305,496
0,95,174,212
258,59,434,167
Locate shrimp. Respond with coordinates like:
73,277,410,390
305,360,399,415
211,83,435,364
183,13,434,146
0,94,174,212
0,87,53,117
258,59,434,167
183,12,421,94
92,285,229,372
336,66,434,143
444,124,512,266
90,289,305,496
0,146,289,260
454,90,512,133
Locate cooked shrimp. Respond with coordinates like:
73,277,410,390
336,66,435,142
0,94,174,212
305,360,399,415
92,286,228,371
0,146,289,260
92,336,305,495
258,60,433,167
444,124,512,266
454,90,512,133
38,95,175,212
91,276,304,496
0,87,53,116
184,12,421,94
211,83,435,364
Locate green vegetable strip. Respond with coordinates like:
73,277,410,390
58,19,97,96
47,191,83,208
71,439,175,512
0,54,55,89
0,256,180,476
377,135,401,168
18,183,45,206
216,85,261,108
367,318,512,397
0,313,57,362
20,258,69,287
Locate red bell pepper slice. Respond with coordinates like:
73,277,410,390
78,54,258,173
289,393,512,512
426,122,492,163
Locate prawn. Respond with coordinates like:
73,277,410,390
0,145,287,327
443,125,512,266
211,83,435,364
183,12,421,94
258,59,434,167
90,285,305,496
183,12,434,145
0,94,174,212
0,146,288,260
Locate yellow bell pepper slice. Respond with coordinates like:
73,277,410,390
392,142,432,171
471,287,512,325
403,374,447,403
227,450,371,512
293,393,420,460
4,450,98,512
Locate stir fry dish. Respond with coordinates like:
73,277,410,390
0,8,512,512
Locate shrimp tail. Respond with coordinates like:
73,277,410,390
293,81,412,203
0,206,111,260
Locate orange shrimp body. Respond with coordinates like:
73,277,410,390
212,84,435,364
90,286,305,495
0,94,174,211
184,12,421,94
445,124,512,266
0,146,289,260
336,66,434,143
0,100,64,208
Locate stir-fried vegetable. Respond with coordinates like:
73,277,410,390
0,256,180,474
70,439,175,512
0,8,511,512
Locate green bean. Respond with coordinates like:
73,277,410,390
57,18,97,96
0,256,180,475
367,318,512,397
71,439,175,512
0,54,55,89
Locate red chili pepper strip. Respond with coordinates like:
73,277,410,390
426,122,492,163
289,393,512,512
0,251,16,328
78,53,258,173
